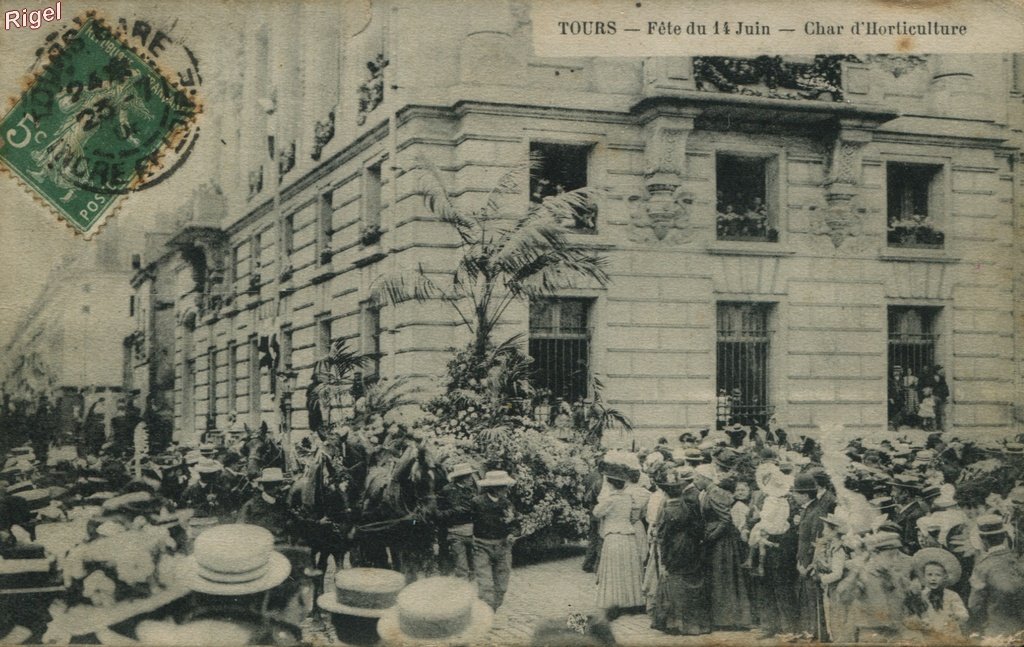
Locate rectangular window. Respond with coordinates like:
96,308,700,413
887,163,945,248
248,336,261,427
716,302,774,428
360,303,381,381
529,141,596,232
317,191,333,265
208,347,218,424
716,153,778,242
129,295,135,318
280,327,293,370
362,163,382,233
227,343,237,413
529,298,592,404
316,316,332,358
249,235,262,294
888,306,941,430
283,213,295,256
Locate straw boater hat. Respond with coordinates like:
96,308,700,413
477,470,515,488
446,462,476,480
317,567,406,618
976,514,1008,537
912,547,962,585
377,577,494,645
195,458,223,475
255,467,290,484
865,530,903,551
181,524,291,596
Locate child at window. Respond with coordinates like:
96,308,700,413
917,387,936,432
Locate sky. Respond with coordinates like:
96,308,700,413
0,0,230,347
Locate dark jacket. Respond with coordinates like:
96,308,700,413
969,546,1024,636
471,493,515,540
436,481,475,528
796,490,836,569
660,485,705,575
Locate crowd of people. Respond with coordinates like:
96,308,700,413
3,400,1024,645
584,425,1024,643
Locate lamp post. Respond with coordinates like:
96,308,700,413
277,366,298,472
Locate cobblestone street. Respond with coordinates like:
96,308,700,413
488,554,769,646
310,553,772,646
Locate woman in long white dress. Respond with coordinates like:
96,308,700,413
594,474,645,617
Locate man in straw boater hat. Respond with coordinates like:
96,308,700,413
435,462,478,580
165,523,305,645
238,467,297,544
968,514,1024,638
903,546,969,641
470,470,517,611
181,457,230,518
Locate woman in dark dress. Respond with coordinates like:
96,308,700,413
651,467,710,636
704,477,752,630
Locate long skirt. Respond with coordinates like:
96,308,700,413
651,570,710,636
641,534,660,613
596,532,644,610
707,531,752,629
633,520,648,561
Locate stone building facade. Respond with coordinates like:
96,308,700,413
129,2,1024,446
2,222,141,440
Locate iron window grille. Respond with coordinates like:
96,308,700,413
716,302,774,428
529,298,592,405
887,306,940,430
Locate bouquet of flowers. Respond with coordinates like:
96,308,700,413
44,522,189,641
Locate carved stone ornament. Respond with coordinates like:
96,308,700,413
827,141,861,187
810,198,866,250
627,185,695,244
864,54,928,78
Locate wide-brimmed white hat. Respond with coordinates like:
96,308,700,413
377,577,493,645
477,470,515,488
180,524,291,596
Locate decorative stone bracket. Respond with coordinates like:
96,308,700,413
814,128,871,249
628,113,700,244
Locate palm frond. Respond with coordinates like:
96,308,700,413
370,265,449,306
416,157,478,245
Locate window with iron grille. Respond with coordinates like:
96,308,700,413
716,302,774,429
716,153,778,242
887,306,940,429
529,298,592,404
886,163,944,249
529,142,596,232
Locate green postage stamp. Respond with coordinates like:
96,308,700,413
0,17,198,237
